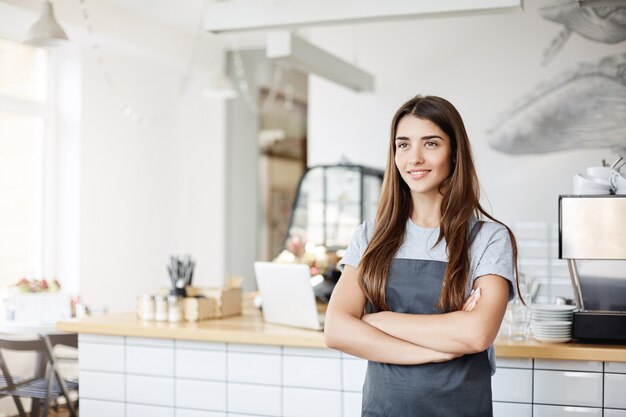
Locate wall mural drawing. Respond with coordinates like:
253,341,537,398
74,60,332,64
487,53,626,154
487,2,626,155
541,3,626,66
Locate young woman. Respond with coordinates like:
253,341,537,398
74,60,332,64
324,95,519,417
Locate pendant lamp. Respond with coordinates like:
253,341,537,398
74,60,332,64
202,72,238,100
24,0,69,47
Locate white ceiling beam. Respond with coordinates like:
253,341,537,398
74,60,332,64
205,0,523,33
266,31,374,92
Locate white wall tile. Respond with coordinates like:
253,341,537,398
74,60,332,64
495,358,533,369
127,337,174,348
534,370,602,407
342,359,367,392
493,402,532,417
606,362,626,374
492,368,532,403
534,360,602,372
519,259,550,278
79,335,124,345
605,410,626,417
227,383,281,416
126,345,174,377
228,343,281,354
176,349,226,380
283,387,341,417
228,352,281,385
175,379,226,411
227,415,267,417
79,371,125,402
341,352,362,360
127,403,174,417
518,242,551,259
283,346,340,357
533,405,601,417
176,410,226,417
605,373,626,409
343,392,362,417
126,375,174,407
513,222,549,240
549,261,570,279
283,356,341,390
175,340,226,351
80,342,125,372
80,399,125,417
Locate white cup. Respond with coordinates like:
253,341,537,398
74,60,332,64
573,173,612,195
610,170,626,195
586,166,615,183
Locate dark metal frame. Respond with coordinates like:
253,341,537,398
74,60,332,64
283,162,384,251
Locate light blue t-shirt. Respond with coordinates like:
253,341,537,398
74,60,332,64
339,218,516,376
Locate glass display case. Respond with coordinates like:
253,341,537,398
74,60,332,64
279,164,384,301
285,164,384,251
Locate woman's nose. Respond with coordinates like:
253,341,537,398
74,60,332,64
409,147,424,164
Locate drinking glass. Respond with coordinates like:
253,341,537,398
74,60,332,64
505,301,530,341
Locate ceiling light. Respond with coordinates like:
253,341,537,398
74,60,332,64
24,0,69,48
202,73,238,100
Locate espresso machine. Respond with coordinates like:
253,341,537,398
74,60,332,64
559,195,626,343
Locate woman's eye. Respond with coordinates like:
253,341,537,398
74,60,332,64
425,141,437,148
397,142,407,149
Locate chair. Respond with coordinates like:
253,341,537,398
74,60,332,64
0,334,78,417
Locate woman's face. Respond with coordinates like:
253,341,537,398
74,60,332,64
394,116,452,198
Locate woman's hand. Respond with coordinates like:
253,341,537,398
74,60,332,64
432,350,463,363
462,287,481,312
361,311,387,329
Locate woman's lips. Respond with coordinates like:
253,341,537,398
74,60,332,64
407,169,431,179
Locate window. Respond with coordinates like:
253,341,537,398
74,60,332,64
0,38,51,293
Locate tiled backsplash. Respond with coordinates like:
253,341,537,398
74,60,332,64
512,222,573,301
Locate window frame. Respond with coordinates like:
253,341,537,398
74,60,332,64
0,37,58,281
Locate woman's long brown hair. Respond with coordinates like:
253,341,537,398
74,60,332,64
358,95,520,313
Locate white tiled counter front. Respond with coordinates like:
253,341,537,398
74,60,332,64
78,335,367,417
78,334,626,417
492,357,626,417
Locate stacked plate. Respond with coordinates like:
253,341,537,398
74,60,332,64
531,304,576,343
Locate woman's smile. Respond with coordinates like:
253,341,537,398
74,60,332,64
407,169,432,179
395,116,451,197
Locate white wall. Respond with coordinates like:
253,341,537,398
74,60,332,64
74,7,226,313
307,0,621,224
0,0,227,313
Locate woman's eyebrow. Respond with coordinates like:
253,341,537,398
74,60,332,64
395,135,443,141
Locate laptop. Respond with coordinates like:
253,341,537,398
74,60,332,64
253,262,325,331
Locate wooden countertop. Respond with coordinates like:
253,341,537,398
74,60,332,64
57,299,626,362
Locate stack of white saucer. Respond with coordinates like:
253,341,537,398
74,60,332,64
531,304,576,343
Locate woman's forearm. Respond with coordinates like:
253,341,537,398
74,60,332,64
364,310,486,354
363,276,509,354
325,312,457,364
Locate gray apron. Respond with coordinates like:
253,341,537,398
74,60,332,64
361,257,493,417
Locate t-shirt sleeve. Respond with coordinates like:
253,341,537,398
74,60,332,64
338,221,371,272
473,223,516,301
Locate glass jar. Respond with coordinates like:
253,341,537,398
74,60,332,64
168,295,183,323
154,295,168,322
141,294,155,321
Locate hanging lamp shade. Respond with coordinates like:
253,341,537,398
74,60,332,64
202,73,238,100
24,0,69,47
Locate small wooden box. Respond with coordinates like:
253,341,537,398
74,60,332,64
138,277,243,322
186,283,242,318
183,297,217,322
